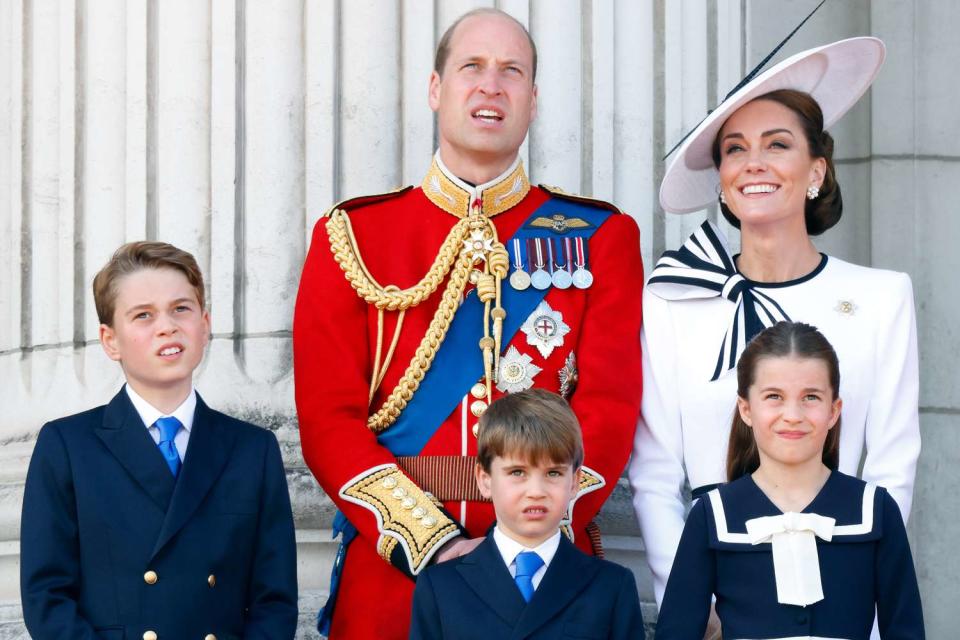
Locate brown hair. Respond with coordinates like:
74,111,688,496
726,321,841,481
434,8,538,82
92,241,205,326
712,89,843,236
477,388,583,472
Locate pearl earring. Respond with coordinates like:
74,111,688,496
807,184,820,200
719,191,726,205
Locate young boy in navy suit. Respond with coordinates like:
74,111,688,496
20,241,298,639
409,389,644,639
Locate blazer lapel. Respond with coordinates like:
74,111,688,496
151,395,238,558
95,389,176,511
510,536,601,640
456,535,528,628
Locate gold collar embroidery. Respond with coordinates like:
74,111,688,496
421,155,530,218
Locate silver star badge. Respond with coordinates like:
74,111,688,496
558,351,578,399
520,301,570,358
463,230,493,262
496,346,542,394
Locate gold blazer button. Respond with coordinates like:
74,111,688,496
143,631,158,640
208,574,216,587
143,571,158,585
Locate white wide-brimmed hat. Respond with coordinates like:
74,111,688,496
660,36,886,214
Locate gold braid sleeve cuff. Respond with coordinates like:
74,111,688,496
339,464,462,577
558,465,607,543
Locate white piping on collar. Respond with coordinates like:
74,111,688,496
708,483,877,544
434,151,522,201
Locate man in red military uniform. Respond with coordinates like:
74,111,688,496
293,8,643,638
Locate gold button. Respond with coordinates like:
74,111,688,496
411,506,427,519
470,382,486,399
391,487,407,499
143,632,157,640
143,571,158,585
208,574,216,587
401,496,417,509
205,635,217,640
421,516,437,528
470,400,487,418
472,423,480,438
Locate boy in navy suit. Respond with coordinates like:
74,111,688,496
20,241,298,639
409,389,644,639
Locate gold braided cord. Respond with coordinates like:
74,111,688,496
326,209,471,311
366,250,474,431
368,302,407,405
487,247,509,380
374,308,405,398
369,306,385,404
326,205,507,432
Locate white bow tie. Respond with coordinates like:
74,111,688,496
746,512,836,607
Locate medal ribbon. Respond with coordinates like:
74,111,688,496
561,238,573,274
574,237,587,269
512,238,525,271
533,238,546,270
378,197,613,455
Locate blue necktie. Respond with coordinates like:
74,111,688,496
514,551,544,603
154,416,182,478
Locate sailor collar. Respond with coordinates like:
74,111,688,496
422,152,531,218
704,471,883,551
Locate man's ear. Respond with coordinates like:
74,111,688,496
201,309,211,349
428,70,442,112
99,324,122,362
529,83,538,123
475,463,493,499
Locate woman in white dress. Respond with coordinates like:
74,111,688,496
628,37,920,612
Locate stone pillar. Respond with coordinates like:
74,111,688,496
13,0,956,637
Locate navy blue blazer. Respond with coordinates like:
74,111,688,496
409,531,644,640
655,471,924,640
20,389,298,640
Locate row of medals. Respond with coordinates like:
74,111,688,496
508,237,594,291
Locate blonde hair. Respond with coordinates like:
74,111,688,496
92,241,205,326
434,8,538,81
477,389,583,471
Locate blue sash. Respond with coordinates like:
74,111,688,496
378,197,612,455
319,196,613,634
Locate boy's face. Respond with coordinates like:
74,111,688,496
99,267,209,404
476,453,580,548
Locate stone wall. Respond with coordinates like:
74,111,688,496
2,1,957,637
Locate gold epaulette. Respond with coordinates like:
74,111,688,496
322,185,413,218
558,465,607,543
538,184,623,215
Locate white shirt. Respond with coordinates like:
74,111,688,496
492,527,561,591
125,384,196,461
628,254,920,606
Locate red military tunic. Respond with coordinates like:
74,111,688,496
293,155,643,639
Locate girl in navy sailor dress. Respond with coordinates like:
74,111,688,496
655,322,923,640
